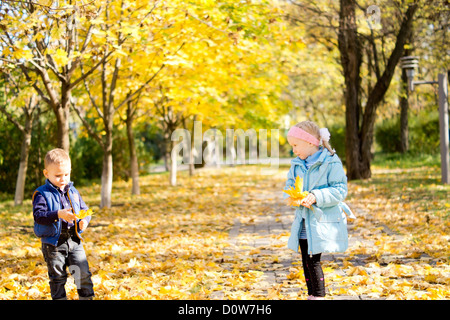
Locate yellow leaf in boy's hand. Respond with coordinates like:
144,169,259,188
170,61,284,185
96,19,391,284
76,209,93,219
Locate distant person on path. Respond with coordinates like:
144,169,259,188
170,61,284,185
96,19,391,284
32,148,95,300
284,121,353,300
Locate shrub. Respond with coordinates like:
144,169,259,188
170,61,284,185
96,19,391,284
375,117,402,153
409,111,440,155
375,111,441,155
328,124,346,162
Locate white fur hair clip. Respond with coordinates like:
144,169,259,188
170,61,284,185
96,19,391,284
319,128,331,145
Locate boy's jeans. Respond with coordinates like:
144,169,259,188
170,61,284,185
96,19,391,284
41,234,95,300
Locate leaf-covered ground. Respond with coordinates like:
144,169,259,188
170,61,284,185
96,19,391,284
0,163,448,300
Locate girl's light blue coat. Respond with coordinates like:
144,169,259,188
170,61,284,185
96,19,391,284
284,148,351,255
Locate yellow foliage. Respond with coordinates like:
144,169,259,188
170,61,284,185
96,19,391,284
52,48,69,67
283,176,309,206
0,165,449,300
75,209,94,220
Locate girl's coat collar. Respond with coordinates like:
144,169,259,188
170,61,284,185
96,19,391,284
290,148,337,168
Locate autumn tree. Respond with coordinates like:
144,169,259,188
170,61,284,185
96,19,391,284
398,3,448,153
282,1,345,127
71,0,166,207
338,0,418,179
173,1,297,180
121,92,144,195
0,0,123,152
285,0,419,179
128,1,294,186
0,70,40,205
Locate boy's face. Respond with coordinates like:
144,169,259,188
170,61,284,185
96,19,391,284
43,161,71,191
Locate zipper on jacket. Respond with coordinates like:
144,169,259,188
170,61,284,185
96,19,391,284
304,162,320,258
67,191,83,241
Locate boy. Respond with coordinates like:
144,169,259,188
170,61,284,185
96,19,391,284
32,148,94,300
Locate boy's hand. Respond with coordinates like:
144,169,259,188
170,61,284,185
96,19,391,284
300,193,316,208
79,219,88,231
58,208,76,222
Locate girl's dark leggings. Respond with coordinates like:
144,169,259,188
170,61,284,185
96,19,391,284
299,239,325,297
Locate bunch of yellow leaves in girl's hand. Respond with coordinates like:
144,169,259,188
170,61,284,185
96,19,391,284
75,209,93,219
284,176,309,207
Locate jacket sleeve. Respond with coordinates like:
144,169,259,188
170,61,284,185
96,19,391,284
33,192,59,225
310,162,347,208
283,164,296,200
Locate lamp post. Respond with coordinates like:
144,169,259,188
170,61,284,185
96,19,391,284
400,56,449,184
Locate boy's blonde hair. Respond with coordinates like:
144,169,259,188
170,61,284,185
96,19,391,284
44,148,71,168
294,121,335,155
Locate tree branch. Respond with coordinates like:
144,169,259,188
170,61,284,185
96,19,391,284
68,50,115,90
17,64,52,106
0,104,25,132
79,62,103,118
114,63,165,112
361,3,418,141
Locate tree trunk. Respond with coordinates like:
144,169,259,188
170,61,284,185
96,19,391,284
126,104,140,195
0,95,37,206
55,105,70,152
100,147,113,209
14,122,32,206
399,30,413,153
163,130,170,172
56,83,72,152
38,66,72,152
360,4,417,171
399,68,410,153
34,106,42,187
170,140,177,186
338,0,364,180
100,103,114,208
99,57,120,208
187,115,197,176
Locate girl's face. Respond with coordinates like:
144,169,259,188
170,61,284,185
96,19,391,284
287,136,319,160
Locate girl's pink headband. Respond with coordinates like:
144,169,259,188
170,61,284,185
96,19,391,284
287,126,320,146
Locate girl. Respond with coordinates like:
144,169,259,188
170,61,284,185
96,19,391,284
284,121,353,300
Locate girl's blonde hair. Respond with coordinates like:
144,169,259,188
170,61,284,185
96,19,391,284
294,121,335,155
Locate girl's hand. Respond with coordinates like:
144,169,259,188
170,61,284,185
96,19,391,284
286,197,301,207
300,193,316,208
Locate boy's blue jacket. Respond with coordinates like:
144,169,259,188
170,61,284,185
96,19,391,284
32,180,90,246
284,148,354,255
